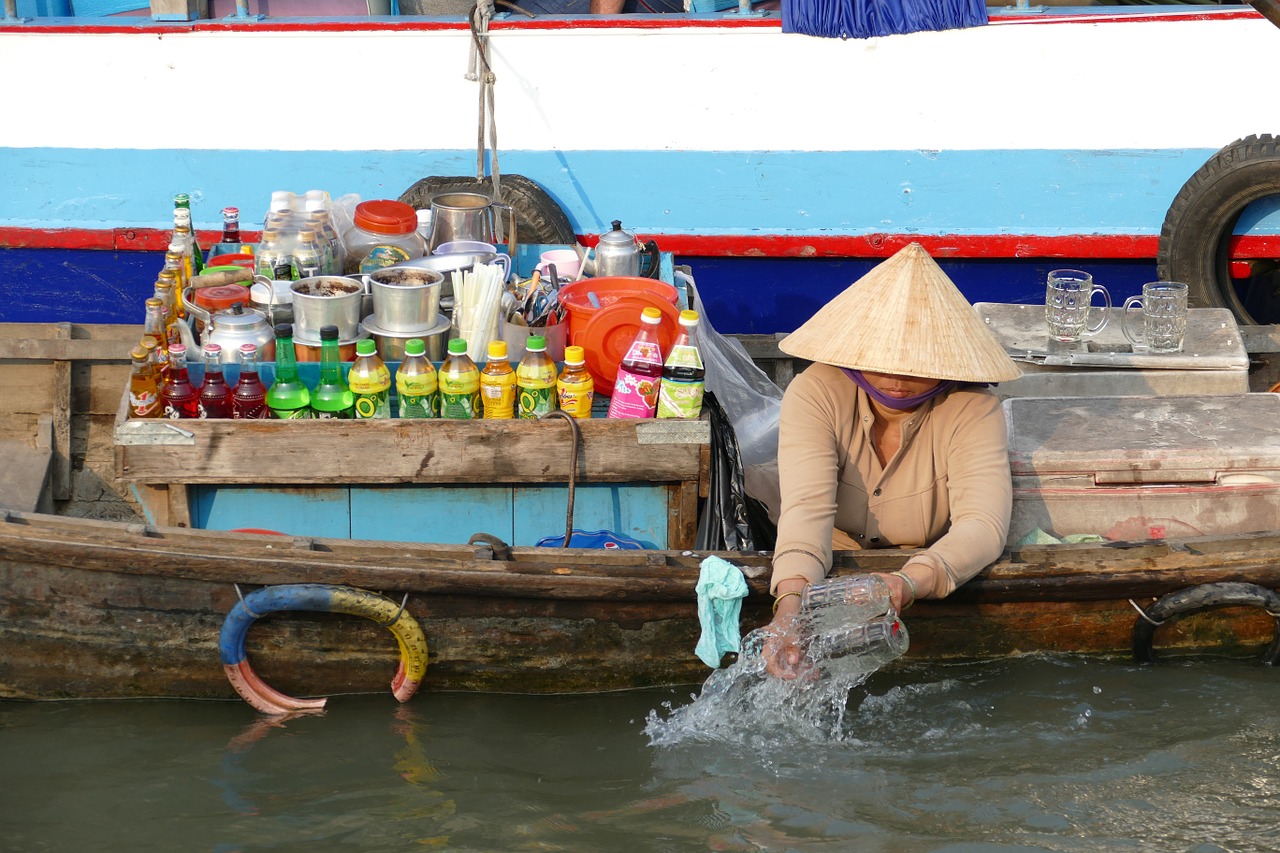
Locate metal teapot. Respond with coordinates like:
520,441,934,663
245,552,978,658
591,220,660,278
183,292,276,363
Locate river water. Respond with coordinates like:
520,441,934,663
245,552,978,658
3,654,1280,852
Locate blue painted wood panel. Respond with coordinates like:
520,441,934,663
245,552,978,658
349,484,512,543
513,484,666,549
193,485,351,537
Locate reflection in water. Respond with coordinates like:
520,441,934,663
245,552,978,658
5,657,1280,851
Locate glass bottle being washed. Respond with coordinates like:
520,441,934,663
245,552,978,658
797,575,909,680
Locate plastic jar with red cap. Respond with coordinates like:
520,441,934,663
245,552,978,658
342,199,426,275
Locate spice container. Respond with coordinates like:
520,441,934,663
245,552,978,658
342,200,426,275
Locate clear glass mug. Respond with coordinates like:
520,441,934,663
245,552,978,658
1045,269,1111,342
1122,281,1189,353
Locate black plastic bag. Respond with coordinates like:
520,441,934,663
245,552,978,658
696,391,777,552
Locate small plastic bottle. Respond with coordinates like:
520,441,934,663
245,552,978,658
160,343,200,419
556,345,594,419
311,324,354,419
255,230,294,281
517,335,557,419
395,338,438,418
197,343,233,419
349,339,392,419
439,338,481,419
290,229,326,280
232,343,269,419
266,323,312,419
128,345,162,419
480,339,517,419
606,306,665,419
656,309,705,420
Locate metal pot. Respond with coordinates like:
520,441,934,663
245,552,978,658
183,298,276,363
367,266,443,333
290,276,365,341
592,220,660,279
426,191,517,255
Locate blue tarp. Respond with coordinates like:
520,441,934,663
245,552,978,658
782,0,986,39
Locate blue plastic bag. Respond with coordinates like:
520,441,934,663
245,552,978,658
536,529,648,549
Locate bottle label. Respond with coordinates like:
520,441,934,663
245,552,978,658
359,245,413,274
270,406,313,419
130,390,159,418
557,379,594,419
517,360,557,420
440,389,480,419
481,372,517,419
353,390,390,419
607,368,660,419
398,391,438,418
314,408,354,420
656,379,705,420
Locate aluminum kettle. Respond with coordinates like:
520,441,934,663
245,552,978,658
591,220,660,278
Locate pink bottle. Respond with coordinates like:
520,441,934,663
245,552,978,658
606,306,665,419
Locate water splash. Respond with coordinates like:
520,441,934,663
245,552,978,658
645,624,894,748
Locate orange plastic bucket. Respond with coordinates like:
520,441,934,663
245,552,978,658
557,277,679,346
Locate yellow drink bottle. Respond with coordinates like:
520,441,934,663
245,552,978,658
439,338,481,419
556,345,594,419
481,339,517,419
516,335,557,419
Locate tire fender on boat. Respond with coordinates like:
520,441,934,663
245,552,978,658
1157,133,1280,324
398,174,577,247
219,583,429,715
1131,581,1280,665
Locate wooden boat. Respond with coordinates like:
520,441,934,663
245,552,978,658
4,508,1279,702
5,3,1280,330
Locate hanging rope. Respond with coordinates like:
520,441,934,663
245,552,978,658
467,0,505,243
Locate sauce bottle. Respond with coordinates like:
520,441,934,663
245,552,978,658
606,306,664,419
656,309,705,419
516,335,557,419
395,338,438,418
266,323,312,419
480,339,517,419
232,342,268,419
439,338,481,419
556,345,594,419
310,324,354,419
160,343,200,419
349,339,392,419
197,343,232,419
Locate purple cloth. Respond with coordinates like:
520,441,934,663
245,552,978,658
841,368,958,411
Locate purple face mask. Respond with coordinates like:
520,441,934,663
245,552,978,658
842,368,957,411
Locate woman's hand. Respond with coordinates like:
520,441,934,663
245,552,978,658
762,579,808,680
878,565,932,612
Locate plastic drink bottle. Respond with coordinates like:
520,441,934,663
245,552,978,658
311,324,354,418
480,339,517,419
395,338,438,418
606,306,664,419
800,575,894,632
439,338,481,419
556,345,594,419
802,612,910,679
197,343,232,419
232,343,268,419
128,345,162,419
349,339,391,419
516,335,557,419
266,323,312,419
656,309,705,419
160,343,199,419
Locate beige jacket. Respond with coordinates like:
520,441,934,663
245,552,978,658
770,363,1011,597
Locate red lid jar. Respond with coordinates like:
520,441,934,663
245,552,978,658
343,200,426,275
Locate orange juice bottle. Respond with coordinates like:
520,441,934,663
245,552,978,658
480,339,517,419
556,345,594,419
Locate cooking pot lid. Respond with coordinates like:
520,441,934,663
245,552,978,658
195,284,251,312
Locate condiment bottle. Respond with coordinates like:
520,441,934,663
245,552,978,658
232,342,268,420
197,343,232,419
606,306,664,419
556,345,594,419
395,338,438,418
310,324,354,419
160,343,199,419
439,338,481,419
128,345,162,419
349,339,391,419
656,309,705,419
480,339,517,419
266,323,312,419
517,335,557,419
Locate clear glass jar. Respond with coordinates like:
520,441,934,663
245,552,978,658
342,199,426,275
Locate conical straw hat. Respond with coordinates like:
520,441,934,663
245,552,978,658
778,243,1022,383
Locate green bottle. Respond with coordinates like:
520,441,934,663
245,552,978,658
311,324,354,419
266,323,312,419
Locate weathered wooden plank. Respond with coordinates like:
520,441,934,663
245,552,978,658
51,323,71,500
0,436,52,513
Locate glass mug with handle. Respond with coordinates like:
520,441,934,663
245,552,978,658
1045,269,1112,342
1122,281,1189,353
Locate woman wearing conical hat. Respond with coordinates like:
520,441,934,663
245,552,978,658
763,243,1021,680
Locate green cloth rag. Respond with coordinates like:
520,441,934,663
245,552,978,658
1016,527,1106,546
695,555,749,668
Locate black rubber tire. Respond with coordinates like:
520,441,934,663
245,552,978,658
1131,581,1280,665
1157,134,1280,325
398,174,576,246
